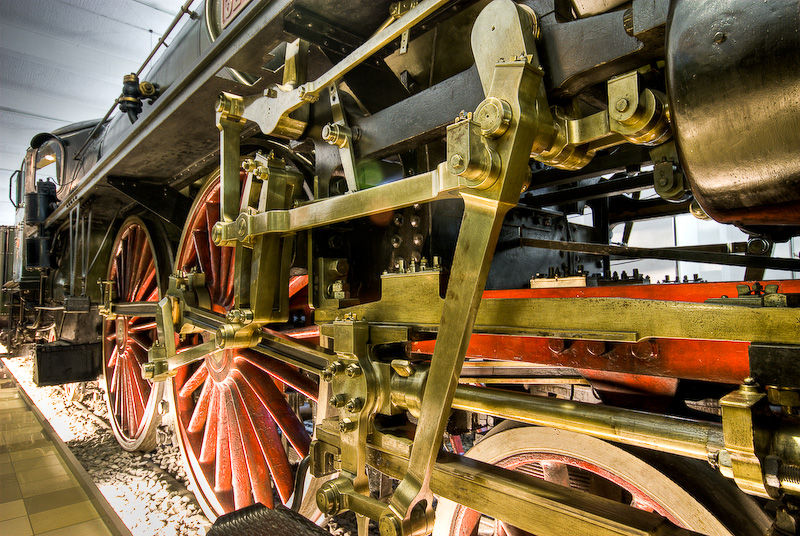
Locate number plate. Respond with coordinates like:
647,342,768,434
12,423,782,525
221,0,253,28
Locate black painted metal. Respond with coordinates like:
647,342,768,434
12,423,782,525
208,503,329,536
107,177,192,228
33,342,102,386
750,345,800,390
523,173,654,208
517,238,800,272
667,0,800,227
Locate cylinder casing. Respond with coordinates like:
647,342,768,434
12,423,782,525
666,0,800,227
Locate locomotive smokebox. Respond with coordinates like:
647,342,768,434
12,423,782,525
666,0,800,228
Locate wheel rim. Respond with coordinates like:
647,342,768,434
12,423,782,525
171,175,318,519
433,427,766,536
103,217,165,452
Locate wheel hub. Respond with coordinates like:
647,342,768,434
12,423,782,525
206,349,233,381
116,317,129,352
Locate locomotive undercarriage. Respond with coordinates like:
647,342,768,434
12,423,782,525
4,0,800,534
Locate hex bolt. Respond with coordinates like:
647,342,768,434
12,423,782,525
615,98,629,112
211,223,223,245
345,363,362,378
450,154,465,170
321,361,345,382
339,418,355,433
345,397,363,412
329,394,347,408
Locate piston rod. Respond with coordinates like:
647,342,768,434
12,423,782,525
392,374,724,460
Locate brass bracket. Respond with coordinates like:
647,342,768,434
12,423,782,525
446,115,501,190
720,378,774,498
532,69,672,172
142,296,180,382
97,279,115,319
323,83,360,193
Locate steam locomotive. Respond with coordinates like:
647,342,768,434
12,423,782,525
2,0,800,534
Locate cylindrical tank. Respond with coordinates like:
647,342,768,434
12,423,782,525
666,0,800,227
25,180,58,226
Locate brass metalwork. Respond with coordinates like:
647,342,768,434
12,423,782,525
382,2,551,532
532,69,672,172
226,0,452,140
317,270,800,345
216,92,246,225
392,369,725,461
313,425,701,536
446,115,501,190
720,379,773,498
650,141,690,202
323,83,359,192
225,164,461,240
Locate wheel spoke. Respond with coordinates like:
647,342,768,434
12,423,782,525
129,342,149,366
180,362,209,399
110,351,120,394
128,332,152,352
192,230,212,284
238,349,318,401
124,234,136,301
200,386,220,464
234,358,311,458
230,380,274,508
219,246,232,307
221,384,252,510
114,255,125,302
188,378,212,433
134,265,156,302
204,204,221,296
108,345,118,368
214,385,233,493
129,321,157,332
129,231,149,301
122,353,146,430
289,274,308,298
231,372,294,503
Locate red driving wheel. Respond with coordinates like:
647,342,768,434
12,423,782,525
103,217,170,452
171,173,317,519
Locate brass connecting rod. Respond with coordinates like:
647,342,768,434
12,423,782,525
392,376,724,461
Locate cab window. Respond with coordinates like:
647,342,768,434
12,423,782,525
32,139,64,194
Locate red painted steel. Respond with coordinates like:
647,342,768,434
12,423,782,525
448,451,680,535
412,281,800,385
